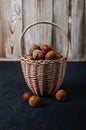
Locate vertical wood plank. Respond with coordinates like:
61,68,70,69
22,0,53,54
0,1,8,57
53,0,69,57
84,0,86,59
71,0,84,59
0,0,22,58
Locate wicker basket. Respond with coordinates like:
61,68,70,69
19,21,69,96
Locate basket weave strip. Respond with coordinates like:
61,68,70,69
21,58,66,96
51,60,66,95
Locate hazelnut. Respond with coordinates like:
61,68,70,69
45,50,56,60
39,44,44,50
29,95,41,107
55,89,67,101
25,53,33,60
33,49,45,60
29,44,39,53
55,52,63,59
47,44,56,52
23,92,32,101
41,44,53,53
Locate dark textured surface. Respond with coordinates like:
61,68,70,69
0,61,86,130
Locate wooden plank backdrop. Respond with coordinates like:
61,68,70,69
0,0,22,59
22,0,52,55
71,0,85,60
52,0,69,58
84,0,86,59
0,0,86,61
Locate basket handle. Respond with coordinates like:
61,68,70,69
19,21,69,59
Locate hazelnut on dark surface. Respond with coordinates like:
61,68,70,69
23,92,32,101
55,89,67,101
29,95,41,107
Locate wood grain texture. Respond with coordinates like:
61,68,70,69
52,0,69,57
84,0,86,59
22,0,53,55
0,0,86,61
0,0,8,57
0,0,22,58
71,0,84,59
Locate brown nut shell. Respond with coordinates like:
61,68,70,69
55,90,67,101
29,95,41,107
33,49,45,60
29,44,39,53
25,54,33,60
45,50,56,60
23,92,32,101
41,44,54,53
55,52,63,59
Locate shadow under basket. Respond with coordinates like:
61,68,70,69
19,21,69,96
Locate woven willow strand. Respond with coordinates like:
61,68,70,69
19,21,69,59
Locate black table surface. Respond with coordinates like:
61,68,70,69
0,61,86,130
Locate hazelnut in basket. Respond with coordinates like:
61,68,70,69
45,50,56,60
25,53,33,60
40,44,55,53
33,49,45,60
55,52,63,59
29,44,39,53
25,43,63,60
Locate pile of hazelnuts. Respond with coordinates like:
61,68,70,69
23,44,67,107
23,89,68,107
24,43,63,60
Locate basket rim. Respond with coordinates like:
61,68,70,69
20,56,67,64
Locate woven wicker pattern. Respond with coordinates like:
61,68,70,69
20,21,69,96
21,57,66,96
